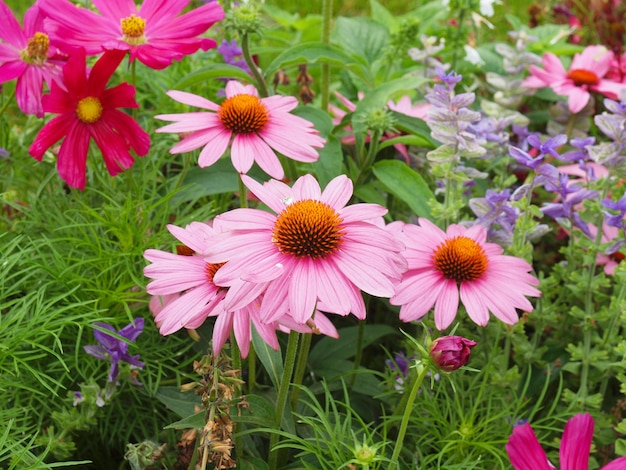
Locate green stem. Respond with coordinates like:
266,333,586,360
238,174,248,208
290,332,312,410
230,333,243,461
0,86,16,117
241,33,269,98
354,130,382,185
390,363,429,468
268,331,300,470
320,0,333,111
247,342,256,393
349,319,366,387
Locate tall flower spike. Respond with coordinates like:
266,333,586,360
156,81,325,179
39,0,224,69
205,174,406,324
391,218,540,330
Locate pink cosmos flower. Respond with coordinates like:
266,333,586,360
204,174,406,324
39,0,224,70
329,91,430,163
522,45,626,113
506,413,626,470
0,0,66,117
144,221,337,357
29,48,150,190
390,218,540,330
155,81,325,179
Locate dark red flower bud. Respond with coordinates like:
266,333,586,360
429,336,477,372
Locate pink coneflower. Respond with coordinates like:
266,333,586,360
522,45,626,113
0,0,65,117
29,48,150,190
205,174,406,324
506,413,626,470
39,0,224,70
390,218,540,330
155,81,325,179
145,222,339,356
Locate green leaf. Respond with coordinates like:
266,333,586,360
236,394,277,427
239,456,270,470
173,64,253,89
369,0,397,31
252,328,283,389
308,324,396,370
264,42,367,82
372,160,434,217
332,17,389,65
164,411,206,430
155,386,202,419
378,135,434,151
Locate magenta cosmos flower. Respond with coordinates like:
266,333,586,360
144,221,337,357
204,174,406,324
29,48,150,190
39,0,224,70
390,218,540,330
0,0,65,117
155,81,326,179
507,413,626,470
523,45,626,113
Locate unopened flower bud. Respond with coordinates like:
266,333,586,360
429,336,476,372
361,108,395,134
224,4,262,37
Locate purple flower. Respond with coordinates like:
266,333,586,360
217,39,250,74
429,336,477,372
602,192,626,230
541,174,598,237
386,352,412,378
0,148,8,159
84,318,145,383
527,134,568,158
470,188,519,244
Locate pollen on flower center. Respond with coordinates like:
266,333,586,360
433,236,488,282
272,200,344,259
21,32,49,64
218,94,270,134
121,14,146,44
76,97,103,124
567,69,600,87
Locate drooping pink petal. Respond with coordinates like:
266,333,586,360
57,121,90,189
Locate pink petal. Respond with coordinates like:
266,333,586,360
433,280,459,330
506,423,553,470
320,174,353,209
232,133,281,178
289,260,318,323
57,121,90,189
567,87,591,114
560,414,593,470
292,174,322,200
166,90,220,111
29,113,75,160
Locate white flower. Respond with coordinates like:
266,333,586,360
463,45,485,66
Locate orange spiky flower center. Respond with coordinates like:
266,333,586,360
433,236,488,282
567,69,600,86
218,94,270,134
272,200,344,259
76,97,103,123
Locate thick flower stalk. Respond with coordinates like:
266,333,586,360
28,48,150,190
0,0,66,116
39,0,224,69
205,174,406,324
156,81,325,179
391,218,540,330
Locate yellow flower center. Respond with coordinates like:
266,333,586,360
76,97,103,124
21,32,50,65
567,69,600,86
218,94,270,134
433,236,488,282
272,200,344,259
121,14,146,45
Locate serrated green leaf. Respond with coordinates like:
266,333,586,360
332,17,389,66
372,160,434,217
